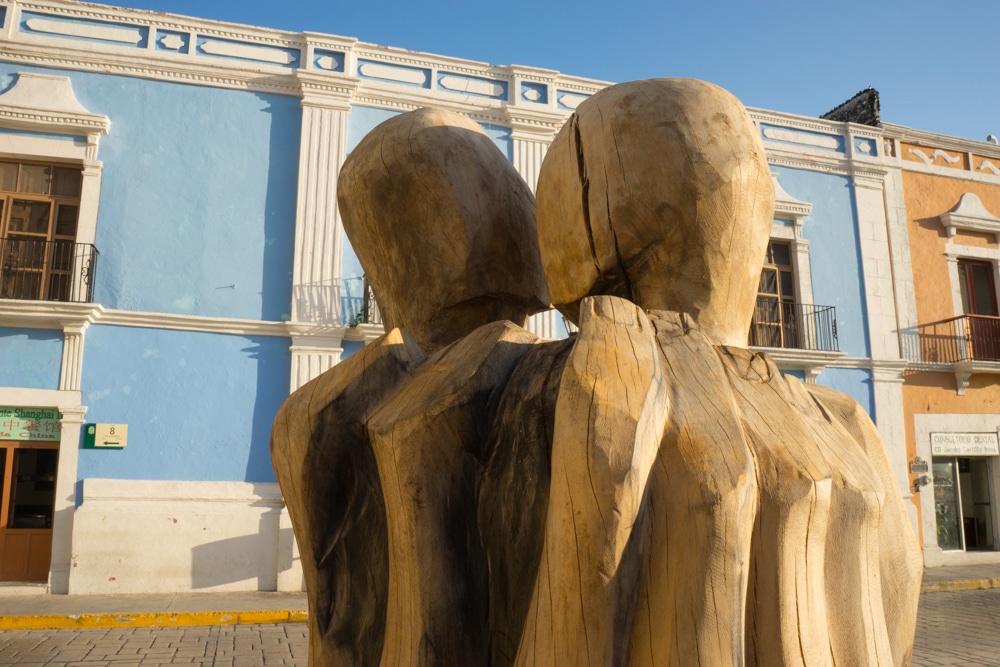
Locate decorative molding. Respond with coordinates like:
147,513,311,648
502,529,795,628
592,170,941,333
939,192,1000,240
749,347,847,383
771,172,812,223
0,43,304,96
196,37,298,67
0,72,110,137
357,60,430,87
22,14,146,45
906,147,962,166
977,159,1000,176
96,309,289,337
438,73,507,99
761,125,843,152
750,110,873,138
0,303,291,337
295,70,357,108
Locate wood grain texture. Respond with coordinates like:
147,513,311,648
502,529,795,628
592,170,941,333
509,298,920,666
535,78,775,346
270,328,424,666
337,107,549,354
367,320,540,667
273,79,920,667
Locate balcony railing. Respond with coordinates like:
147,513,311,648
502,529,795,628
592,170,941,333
917,315,1000,363
0,237,98,303
341,275,382,326
749,300,839,351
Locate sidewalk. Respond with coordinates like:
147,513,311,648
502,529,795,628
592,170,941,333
0,563,997,631
920,562,1000,592
0,591,307,630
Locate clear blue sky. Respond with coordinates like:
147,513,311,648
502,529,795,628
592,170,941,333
109,0,991,143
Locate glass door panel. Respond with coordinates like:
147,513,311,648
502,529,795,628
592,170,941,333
934,458,964,550
969,458,995,550
8,449,57,529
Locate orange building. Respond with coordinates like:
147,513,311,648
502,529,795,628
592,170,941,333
884,126,1000,565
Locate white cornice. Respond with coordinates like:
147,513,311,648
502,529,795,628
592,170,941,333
750,109,863,136
343,322,385,344
0,41,304,96
0,301,296,337
751,346,847,379
96,309,289,336
295,70,359,109
0,300,101,328
883,122,1000,160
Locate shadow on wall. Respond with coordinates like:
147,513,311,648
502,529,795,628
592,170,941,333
189,509,283,590
254,89,299,323
242,339,291,483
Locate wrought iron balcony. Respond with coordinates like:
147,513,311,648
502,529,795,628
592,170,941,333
0,237,98,303
341,275,383,327
749,300,839,352
917,314,1000,363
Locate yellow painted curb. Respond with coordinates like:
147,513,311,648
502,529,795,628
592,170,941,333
0,609,308,630
921,578,1000,593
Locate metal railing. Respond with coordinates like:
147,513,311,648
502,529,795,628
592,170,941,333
917,314,1000,363
0,237,98,303
749,300,839,351
341,275,382,326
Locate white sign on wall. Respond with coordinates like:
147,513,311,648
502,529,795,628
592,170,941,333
930,432,1000,456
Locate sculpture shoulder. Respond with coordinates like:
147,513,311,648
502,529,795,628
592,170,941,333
802,381,883,452
271,328,425,445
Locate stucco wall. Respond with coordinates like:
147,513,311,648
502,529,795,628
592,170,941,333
0,327,62,389
0,64,301,323
771,165,870,360
79,325,290,483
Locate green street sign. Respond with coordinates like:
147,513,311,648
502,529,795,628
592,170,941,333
83,423,128,449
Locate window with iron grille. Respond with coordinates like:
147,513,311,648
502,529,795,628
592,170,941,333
751,241,797,348
0,160,82,302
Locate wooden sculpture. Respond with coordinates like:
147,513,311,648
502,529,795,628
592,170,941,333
271,80,922,667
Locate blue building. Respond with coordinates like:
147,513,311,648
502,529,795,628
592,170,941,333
0,0,910,595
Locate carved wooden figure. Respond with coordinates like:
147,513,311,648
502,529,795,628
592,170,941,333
271,80,922,667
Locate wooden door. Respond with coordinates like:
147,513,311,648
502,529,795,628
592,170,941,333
0,442,58,581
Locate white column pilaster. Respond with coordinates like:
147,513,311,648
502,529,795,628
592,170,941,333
504,107,564,193
287,325,344,392
851,166,899,362
59,322,89,391
52,402,86,594
287,73,358,389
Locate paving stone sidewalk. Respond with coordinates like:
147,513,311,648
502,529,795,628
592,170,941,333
0,622,308,666
1,588,999,665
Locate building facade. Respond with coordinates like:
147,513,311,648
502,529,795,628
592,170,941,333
0,0,932,595
881,124,1000,566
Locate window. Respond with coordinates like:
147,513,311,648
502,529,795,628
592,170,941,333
0,161,83,302
957,259,1000,361
959,259,998,317
751,241,797,348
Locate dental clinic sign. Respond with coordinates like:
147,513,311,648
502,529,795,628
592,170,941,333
931,432,1000,456
0,406,62,441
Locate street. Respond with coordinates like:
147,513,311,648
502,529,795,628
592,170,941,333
0,589,995,665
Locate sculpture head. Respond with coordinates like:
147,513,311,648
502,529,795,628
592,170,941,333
535,78,774,346
338,108,550,354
